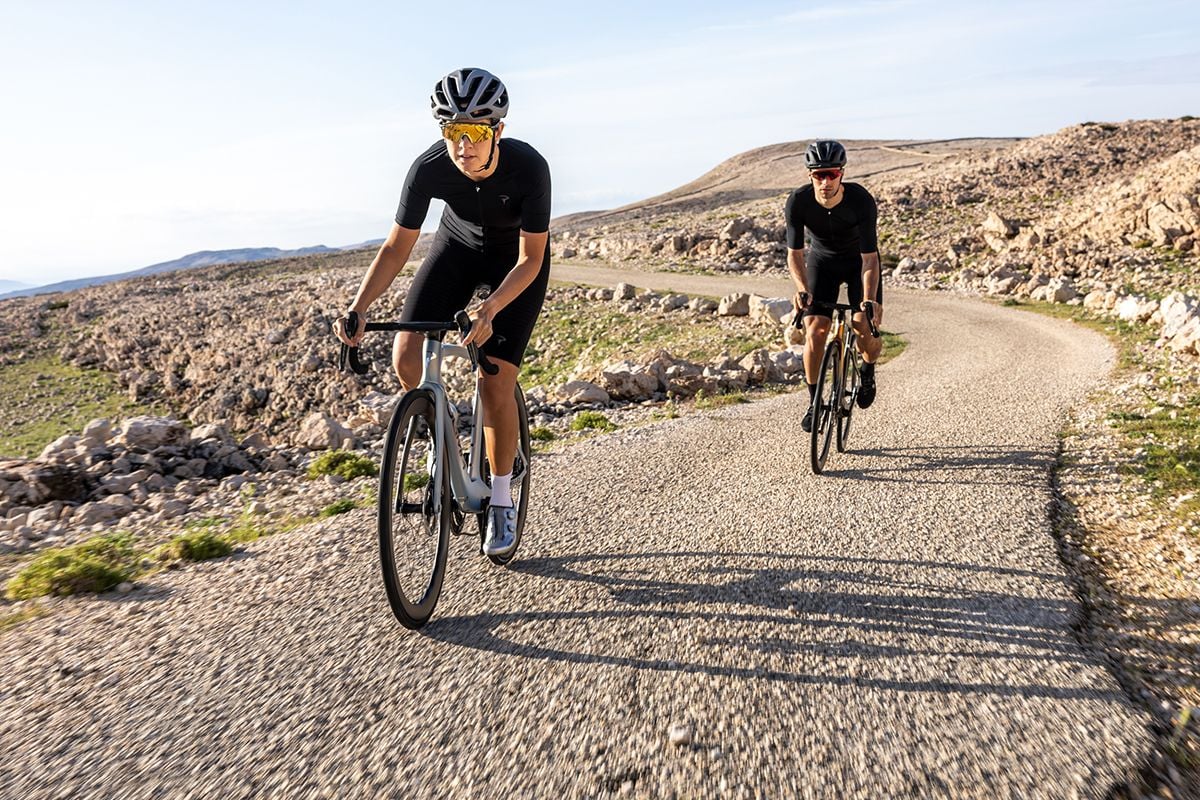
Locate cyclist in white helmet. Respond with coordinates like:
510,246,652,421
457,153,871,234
336,68,551,558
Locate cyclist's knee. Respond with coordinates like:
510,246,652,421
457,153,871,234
806,320,831,341
392,332,422,388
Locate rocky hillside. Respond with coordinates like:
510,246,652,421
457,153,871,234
556,119,1200,296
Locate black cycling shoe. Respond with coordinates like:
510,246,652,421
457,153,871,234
857,370,877,409
801,404,815,432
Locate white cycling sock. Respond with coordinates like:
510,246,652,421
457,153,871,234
489,472,513,508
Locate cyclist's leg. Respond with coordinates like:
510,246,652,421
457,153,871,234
478,252,547,557
393,234,478,389
802,257,843,389
478,247,549,483
850,278,884,409
479,360,521,479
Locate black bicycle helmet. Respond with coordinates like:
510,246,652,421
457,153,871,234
430,68,509,124
805,140,847,169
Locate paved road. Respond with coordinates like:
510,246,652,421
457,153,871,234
0,273,1152,799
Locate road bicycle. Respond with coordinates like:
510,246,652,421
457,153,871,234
810,301,879,474
339,310,532,629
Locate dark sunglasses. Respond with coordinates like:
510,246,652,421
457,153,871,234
810,169,843,182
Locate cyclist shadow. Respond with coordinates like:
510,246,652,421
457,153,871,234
820,444,1056,486
423,551,1134,704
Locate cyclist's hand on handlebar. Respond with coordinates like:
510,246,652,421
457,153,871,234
861,301,883,331
461,304,495,348
793,291,811,312
334,310,366,346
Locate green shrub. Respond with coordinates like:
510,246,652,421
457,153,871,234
5,533,136,600
570,411,617,433
156,530,232,562
694,390,747,410
307,450,378,481
403,472,430,492
320,498,357,517
225,516,270,544
530,426,556,442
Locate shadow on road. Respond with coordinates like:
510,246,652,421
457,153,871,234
822,444,1056,487
424,551,1130,704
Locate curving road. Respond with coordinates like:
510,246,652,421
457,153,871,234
0,270,1152,799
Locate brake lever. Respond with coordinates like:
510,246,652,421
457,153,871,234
863,302,880,339
454,309,500,376
340,311,369,374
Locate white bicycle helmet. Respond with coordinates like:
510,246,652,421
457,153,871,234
430,68,509,124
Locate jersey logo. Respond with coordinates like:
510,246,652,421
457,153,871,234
498,194,510,206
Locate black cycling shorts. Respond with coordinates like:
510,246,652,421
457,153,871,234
803,255,884,319
400,233,549,367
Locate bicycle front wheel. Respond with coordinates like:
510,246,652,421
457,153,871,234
478,384,533,566
378,388,450,629
836,345,860,452
810,341,839,474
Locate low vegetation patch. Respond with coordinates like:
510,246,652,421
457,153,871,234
0,356,156,459
878,331,907,364
320,498,358,517
521,291,776,389
403,472,430,492
570,411,617,433
154,530,233,562
0,605,49,631
530,426,556,442
1010,298,1199,529
694,390,748,410
5,533,137,600
307,450,378,481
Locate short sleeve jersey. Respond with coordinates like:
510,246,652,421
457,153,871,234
784,183,879,261
395,138,551,254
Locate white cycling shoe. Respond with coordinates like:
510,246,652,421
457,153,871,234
482,505,517,557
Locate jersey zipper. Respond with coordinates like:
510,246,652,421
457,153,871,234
475,184,487,252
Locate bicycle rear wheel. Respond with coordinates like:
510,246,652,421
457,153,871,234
836,345,861,452
378,388,449,629
810,341,839,474
478,384,532,566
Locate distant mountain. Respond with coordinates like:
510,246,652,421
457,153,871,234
0,279,34,294
0,241,384,301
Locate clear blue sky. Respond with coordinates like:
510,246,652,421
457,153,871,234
1,0,1197,286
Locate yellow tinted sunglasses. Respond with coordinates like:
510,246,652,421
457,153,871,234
441,122,497,144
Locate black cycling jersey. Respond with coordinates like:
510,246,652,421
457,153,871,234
784,183,878,260
395,138,551,254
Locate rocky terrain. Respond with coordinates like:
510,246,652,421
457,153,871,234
1,117,1198,797
0,266,805,576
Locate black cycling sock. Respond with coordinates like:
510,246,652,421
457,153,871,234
807,382,816,401
861,361,875,378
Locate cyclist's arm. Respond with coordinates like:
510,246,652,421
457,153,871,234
463,230,547,346
860,251,883,326
787,247,811,308
784,190,810,309
339,224,421,343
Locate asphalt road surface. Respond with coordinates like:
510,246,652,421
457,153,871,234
0,270,1152,799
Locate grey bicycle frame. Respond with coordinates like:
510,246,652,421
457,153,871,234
417,336,490,515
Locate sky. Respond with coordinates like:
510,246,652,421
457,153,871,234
1,0,1198,286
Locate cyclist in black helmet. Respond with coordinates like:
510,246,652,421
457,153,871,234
785,140,884,433
335,67,551,558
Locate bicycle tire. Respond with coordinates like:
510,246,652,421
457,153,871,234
810,340,839,474
378,388,450,629
836,344,860,452
478,384,532,566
